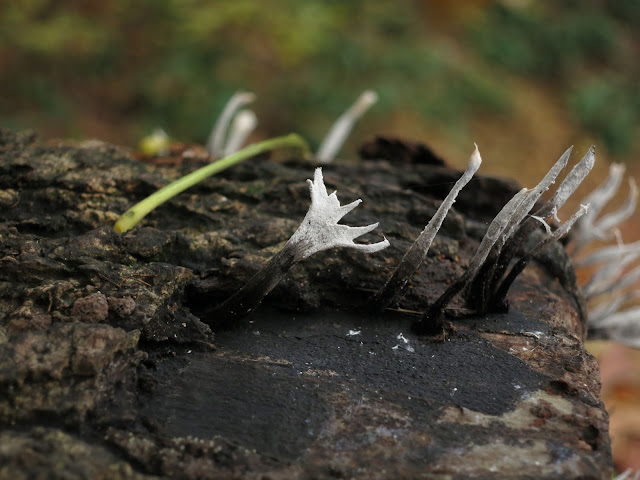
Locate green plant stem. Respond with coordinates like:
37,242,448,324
114,133,309,233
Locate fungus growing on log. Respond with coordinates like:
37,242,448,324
415,146,595,335
569,163,640,347
482,146,596,312
212,167,389,324
373,144,482,310
0,127,615,478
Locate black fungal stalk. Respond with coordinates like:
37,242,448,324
482,146,595,311
491,204,589,311
415,187,530,334
372,145,482,311
414,146,595,335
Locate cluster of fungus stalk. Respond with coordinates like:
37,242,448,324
212,168,389,324
571,163,637,255
569,163,640,346
414,146,595,335
465,146,595,314
121,112,633,340
205,144,596,334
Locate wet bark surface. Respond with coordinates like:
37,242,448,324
0,128,611,479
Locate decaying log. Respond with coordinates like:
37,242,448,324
0,128,611,478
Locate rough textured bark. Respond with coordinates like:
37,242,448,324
0,128,611,479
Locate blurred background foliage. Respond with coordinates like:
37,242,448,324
2,0,640,471
2,0,639,165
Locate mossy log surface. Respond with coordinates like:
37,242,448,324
0,129,611,479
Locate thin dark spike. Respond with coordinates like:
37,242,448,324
492,204,588,310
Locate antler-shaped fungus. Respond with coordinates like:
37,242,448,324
212,168,389,324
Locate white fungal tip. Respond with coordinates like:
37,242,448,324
316,89,378,163
292,168,389,258
611,162,626,176
350,90,379,118
233,109,258,130
234,91,257,103
223,109,258,156
207,90,257,157
359,90,378,108
469,144,482,171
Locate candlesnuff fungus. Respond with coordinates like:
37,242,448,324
415,146,595,335
570,162,630,255
212,167,389,324
473,146,595,312
570,165,640,347
491,203,589,309
575,239,640,268
316,90,378,164
415,187,530,334
373,144,482,310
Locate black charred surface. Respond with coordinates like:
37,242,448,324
0,129,611,478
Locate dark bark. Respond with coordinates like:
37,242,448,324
0,129,611,479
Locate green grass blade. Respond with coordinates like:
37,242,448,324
114,133,309,233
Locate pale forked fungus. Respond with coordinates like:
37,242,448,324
316,90,378,164
587,262,640,299
373,144,482,310
591,177,638,238
213,167,389,324
575,239,640,268
577,166,640,346
583,251,640,299
588,290,640,325
288,168,390,260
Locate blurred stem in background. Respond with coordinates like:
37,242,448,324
0,1,637,155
